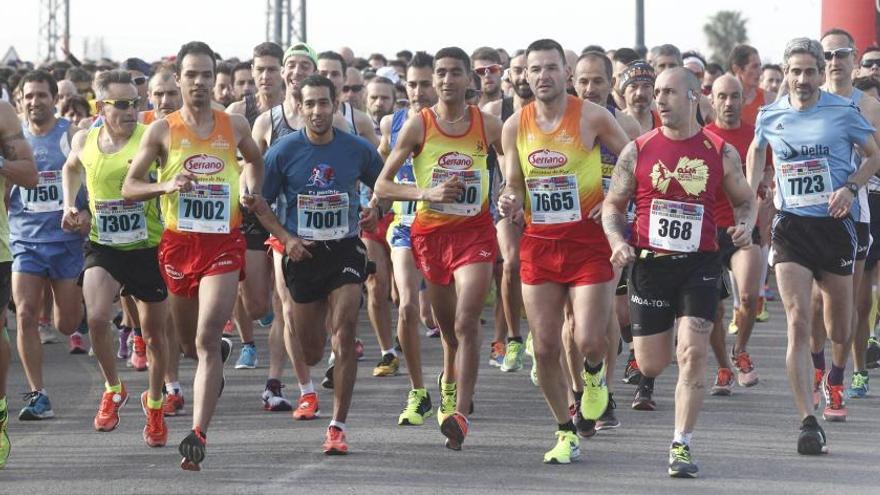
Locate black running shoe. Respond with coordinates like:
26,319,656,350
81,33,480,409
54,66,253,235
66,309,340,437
219,337,232,397
668,442,698,478
797,416,828,455
596,394,620,430
179,428,206,471
632,383,656,411
623,353,642,385
866,337,880,369
322,365,335,389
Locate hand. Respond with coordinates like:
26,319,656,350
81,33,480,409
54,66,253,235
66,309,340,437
609,240,636,268
588,203,602,223
61,206,84,232
165,172,197,194
828,187,854,219
497,193,522,218
359,206,379,232
727,222,751,248
284,235,313,262
241,193,270,215
424,176,465,203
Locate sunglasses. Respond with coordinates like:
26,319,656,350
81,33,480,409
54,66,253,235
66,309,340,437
101,98,140,110
861,59,880,69
823,47,854,60
132,76,147,85
475,64,502,77
343,84,364,93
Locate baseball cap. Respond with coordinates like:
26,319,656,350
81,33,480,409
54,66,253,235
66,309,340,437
284,42,317,67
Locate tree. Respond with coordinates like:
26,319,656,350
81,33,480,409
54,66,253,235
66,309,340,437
703,10,749,67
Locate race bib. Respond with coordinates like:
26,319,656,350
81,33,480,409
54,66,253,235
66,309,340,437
526,174,581,224
867,175,880,194
648,199,703,253
778,158,833,208
428,168,482,217
95,199,147,245
178,183,230,234
297,192,349,241
23,171,63,213
601,163,615,194
395,178,417,227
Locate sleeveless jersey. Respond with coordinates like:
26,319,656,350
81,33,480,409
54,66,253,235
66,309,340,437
411,105,491,235
269,103,296,145
388,109,418,230
741,88,765,127
244,94,260,127
80,123,163,249
141,110,156,125
848,88,870,223
159,110,242,234
704,122,754,228
516,95,606,244
630,128,725,253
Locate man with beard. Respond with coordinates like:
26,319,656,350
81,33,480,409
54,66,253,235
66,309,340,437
621,61,660,133
472,47,504,108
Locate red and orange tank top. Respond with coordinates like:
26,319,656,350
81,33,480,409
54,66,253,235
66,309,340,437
411,105,491,235
159,110,242,234
741,88,765,127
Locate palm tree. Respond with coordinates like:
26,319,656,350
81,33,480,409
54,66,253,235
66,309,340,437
703,10,749,67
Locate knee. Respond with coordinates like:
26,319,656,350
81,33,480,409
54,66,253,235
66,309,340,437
738,292,757,313
533,338,561,365
330,327,356,356
676,343,707,371
245,299,270,321
15,301,39,328
195,332,220,357
574,328,604,353
398,301,418,327
503,257,520,277
180,341,197,359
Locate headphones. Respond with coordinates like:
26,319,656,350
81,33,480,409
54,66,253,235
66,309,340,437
687,89,697,102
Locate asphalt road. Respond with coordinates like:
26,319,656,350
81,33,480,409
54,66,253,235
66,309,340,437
2,296,878,494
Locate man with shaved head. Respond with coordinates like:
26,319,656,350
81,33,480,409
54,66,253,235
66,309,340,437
603,67,756,477
141,71,182,124
704,74,766,396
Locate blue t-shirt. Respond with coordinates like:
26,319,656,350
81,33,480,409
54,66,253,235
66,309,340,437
11,119,87,243
756,90,875,217
262,129,384,241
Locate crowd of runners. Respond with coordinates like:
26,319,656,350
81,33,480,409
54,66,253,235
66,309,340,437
1,28,880,478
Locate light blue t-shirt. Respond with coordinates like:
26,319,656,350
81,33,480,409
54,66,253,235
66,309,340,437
756,90,875,218
262,129,384,241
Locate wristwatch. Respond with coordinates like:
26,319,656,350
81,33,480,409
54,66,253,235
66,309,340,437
845,181,859,195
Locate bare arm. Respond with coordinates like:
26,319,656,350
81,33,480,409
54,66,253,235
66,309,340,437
497,113,524,214
601,141,637,248
122,120,173,201
0,102,39,188
353,109,379,147
483,111,504,157
721,143,757,245
251,111,272,154
592,104,630,156
231,114,263,196
616,112,642,140
225,100,246,117
61,130,87,209
377,114,393,160
745,138,768,196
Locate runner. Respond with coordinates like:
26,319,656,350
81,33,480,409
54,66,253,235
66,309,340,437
498,39,630,463
213,62,235,108
0,97,38,470
141,70,181,125
61,69,169,445
471,47,504,107
858,46,880,82
232,61,256,101
603,67,756,477
12,70,87,422
746,38,880,454
375,46,503,451
123,41,264,470
342,67,366,112
620,61,660,133
760,64,784,96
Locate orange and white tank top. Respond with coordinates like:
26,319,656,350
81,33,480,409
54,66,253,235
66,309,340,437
410,105,491,235
159,110,241,234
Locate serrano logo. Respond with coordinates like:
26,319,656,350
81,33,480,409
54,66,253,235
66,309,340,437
437,152,473,170
184,154,225,175
164,264,184,280
528,149,568,169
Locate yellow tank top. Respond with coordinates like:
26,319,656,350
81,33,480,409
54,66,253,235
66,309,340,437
0,174,9,261
516,95,605,242
410,105,491,235
159,110,241,234
80,123,163,249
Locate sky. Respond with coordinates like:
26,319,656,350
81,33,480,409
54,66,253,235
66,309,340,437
1,0,823,64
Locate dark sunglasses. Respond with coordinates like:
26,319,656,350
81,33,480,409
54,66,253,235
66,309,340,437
861,59,880,69
101,98,140,110
343,84,364,93
132,76,147,85
475,64,502,77
823,47,854,60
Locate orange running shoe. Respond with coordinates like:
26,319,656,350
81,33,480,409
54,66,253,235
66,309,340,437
822,376,848,422
813,368,824,410
141,391,168,447
489,341,505,368
732,350,759,387
179,427,206,470
440,412,469,450
130,335,147,371
94,384,128,432
293,392,320,420
322,426,348,455
163,392,185,417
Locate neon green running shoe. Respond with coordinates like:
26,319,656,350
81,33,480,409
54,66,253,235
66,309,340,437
437,374,456,425
727,319,738,335
0,400,9,469
398,388,433,426
543,430,580,464
580,362,609,421
501,340,524,372
526,332,539,386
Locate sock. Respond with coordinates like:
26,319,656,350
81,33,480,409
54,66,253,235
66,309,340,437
639,375,655,390
828,364,845,386
673,431,693,446
133,327,142,337
811,351,826,371
37,388,47,396
243,341,255,348
120,325,132,335
165,382,181,395
856,369,868,377
300,381,315,396
381,348,396,357
573,389,583,403
558,420,576,433
329,420,346,431
507,336,523,344
105,382,122,393
147,396,163,410
584,360,604,375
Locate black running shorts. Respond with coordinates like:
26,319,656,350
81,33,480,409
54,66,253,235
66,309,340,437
283,237,369,304
770,212,856,278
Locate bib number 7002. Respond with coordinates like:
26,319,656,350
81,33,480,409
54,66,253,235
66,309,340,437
181,198,226,221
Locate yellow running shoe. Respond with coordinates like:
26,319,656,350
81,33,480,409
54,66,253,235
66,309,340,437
0,400,9,469
372,353,399,377
755,297,770,322
543,430,580,464
437,374,456,425
580,363,609,421
398,389,433,426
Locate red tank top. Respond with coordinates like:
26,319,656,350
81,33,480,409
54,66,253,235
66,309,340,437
704,123,753,228
740,88,765,127
631,128,725,253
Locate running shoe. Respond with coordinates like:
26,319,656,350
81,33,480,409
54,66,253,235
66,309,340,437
755,297,770,322
117,327,132,360
526,332,539,386
727,319,738,335
372,353,399,377
710,367,735,396
668,442,698,478
394,337,403,353
573,403,596,438
822,376,847,422
632,382,656,411
847,371,869,399
866,337,880,369
0,402,9,469
38,320,57,344
425,325,441,338
488,341,505,368
398,388,433,426
812,368,824,410
261,379,293,411
220,337,233,397
797,416,828,455
596,394,620,430
732,350,759,387
163,392,185,417
354,339,365,361
623,353,642,385
323,426,348,455
68,333,87,354
440,412,468,451
436,373,456,425
322,365,334,389
130,335,147,371
501,340,524,372
221,320,234,338
580,363,609,421
94,384,128,432
258,311,274,327
141,391,168,447
179,428,206,470
543,430,580,464
764,285,778,301
18,391,54,420
293,392,319,420
234,344,258,369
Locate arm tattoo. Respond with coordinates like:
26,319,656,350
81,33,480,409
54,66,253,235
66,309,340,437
0,131,25,160
602,143,637,242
